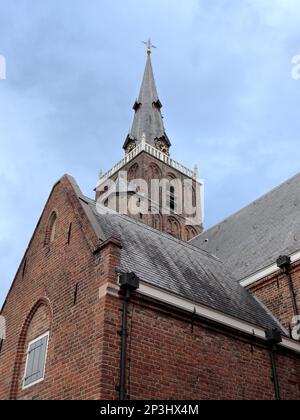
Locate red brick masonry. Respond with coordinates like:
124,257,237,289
0,176,299,400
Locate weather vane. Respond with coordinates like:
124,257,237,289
142,38,157,55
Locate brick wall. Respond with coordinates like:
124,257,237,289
0,176,121,400
0,175,299,400
100,294,300,400
15,302,52,397
96,151,203,241
248,260,300,331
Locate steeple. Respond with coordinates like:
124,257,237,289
123,41,171,155
97,43,203,241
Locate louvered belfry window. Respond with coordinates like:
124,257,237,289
23,332,49,389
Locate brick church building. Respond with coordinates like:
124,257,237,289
0,45,299,400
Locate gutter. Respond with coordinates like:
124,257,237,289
240,249,300,288
136,282,300,354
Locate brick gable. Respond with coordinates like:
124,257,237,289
1,176,299,400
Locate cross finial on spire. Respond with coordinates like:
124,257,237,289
142,38,157,55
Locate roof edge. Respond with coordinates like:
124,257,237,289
192,171,300,243
1,175,103,314
0,175,65,314
240,248,300,287
137,281,300,353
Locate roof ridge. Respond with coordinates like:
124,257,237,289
192,171,300,241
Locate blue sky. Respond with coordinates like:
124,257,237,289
0,0,300,306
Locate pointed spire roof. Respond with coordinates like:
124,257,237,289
123,48,171,151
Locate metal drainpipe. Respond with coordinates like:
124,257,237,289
265,329,282,401
118,272,140,401
269,347,281,401
277,256,299,317
286,271,299,316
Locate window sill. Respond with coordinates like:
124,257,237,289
22,376,45,391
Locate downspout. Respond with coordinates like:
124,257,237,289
277,256,299,317
265,329,282,401
118,272,140,401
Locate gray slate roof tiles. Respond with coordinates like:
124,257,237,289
82,194,283,332
191,173,300,281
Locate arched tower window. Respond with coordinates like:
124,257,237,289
166,174,178,214
185,226,197,241
167,217,181,239
148,163,162,179
128,163,139,181
152,214,162,231
44,212,57,246
169,186,175,212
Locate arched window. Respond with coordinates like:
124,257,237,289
185,227,197,241
166,174,178,214
148,163,162,179
192,187,197,208
10,299,52,398
44,212,57,246
128,164,139,181
152,214,162,231
169,186,175,212
167,217,181,238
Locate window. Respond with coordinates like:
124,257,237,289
128,163,139,181
167,217,181,238
44,212,57,246
152,215,161,230
23,332,49,389
167,186,176,212
49,215,57,243
185,227,197,241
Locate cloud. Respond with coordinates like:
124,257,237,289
0,0,300,305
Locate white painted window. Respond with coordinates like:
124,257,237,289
23,332,49,389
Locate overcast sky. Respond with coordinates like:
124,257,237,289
0,0,300,306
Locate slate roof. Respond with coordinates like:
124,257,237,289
124,52,170,150
81,194,283,332
191,173,300,281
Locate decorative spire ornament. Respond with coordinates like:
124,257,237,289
142,38,157,55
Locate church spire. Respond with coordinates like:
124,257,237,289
123,41,171,155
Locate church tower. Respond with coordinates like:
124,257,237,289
96,42,203,241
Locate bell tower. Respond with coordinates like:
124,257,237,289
96,41,203,241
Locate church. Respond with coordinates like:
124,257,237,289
0,44,299,400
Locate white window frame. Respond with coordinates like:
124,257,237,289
22,331,49,390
